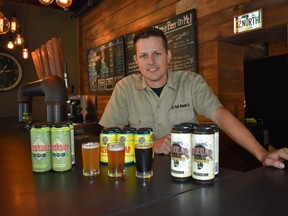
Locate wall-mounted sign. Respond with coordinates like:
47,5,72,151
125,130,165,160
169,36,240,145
234,9,262,34
87,36,125,92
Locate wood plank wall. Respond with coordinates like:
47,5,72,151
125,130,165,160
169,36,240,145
78,0,288,121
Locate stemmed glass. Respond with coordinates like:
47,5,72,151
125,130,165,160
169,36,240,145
22,112,32,128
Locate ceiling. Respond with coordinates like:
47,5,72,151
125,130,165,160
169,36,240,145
4,0,100,18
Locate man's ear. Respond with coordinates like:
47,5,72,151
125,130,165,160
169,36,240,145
133,55,138,64
167,49,172,63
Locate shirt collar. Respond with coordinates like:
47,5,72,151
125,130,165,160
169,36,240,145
135,70,178,91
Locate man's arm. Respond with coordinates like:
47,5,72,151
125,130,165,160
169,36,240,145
210,107,288,169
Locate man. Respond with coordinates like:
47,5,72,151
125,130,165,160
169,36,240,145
99,27,288,169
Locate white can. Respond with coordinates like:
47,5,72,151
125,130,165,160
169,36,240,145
192,124,215,182
171,124,193,182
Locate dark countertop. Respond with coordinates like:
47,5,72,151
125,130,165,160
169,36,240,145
1,122,287,216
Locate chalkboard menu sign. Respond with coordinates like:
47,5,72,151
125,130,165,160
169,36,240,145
125,33,139,75
88,36,125,92
125,9,197,75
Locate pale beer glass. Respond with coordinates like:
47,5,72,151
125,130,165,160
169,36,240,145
135,143,153,179
107,142,125,177
81,142,100,176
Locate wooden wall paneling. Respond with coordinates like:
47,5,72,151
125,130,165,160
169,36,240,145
220,95,245,122
197,0,288,45
218,41,244,122
265,9,288,29
97,95,111,120
197,5,243,45
176,0,249,18
80,0,135,33
218,42,244,95
116,4,176,40
269,38,288,56
102,0,177,30
197,41,218,95
81,0,178,48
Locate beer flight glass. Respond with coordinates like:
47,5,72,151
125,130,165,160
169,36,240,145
107,142,126,177
135,143,153,179
81,142,100,176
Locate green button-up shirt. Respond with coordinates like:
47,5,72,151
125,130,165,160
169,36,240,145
99,70,222,139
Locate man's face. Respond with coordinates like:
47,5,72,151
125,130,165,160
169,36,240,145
134,36,171,88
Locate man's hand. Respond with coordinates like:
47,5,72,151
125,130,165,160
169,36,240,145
153,135,171,155
261,147,288,169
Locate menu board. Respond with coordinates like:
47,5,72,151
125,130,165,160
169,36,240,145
125,9,197,75
88,36,125,92
125,33,139,75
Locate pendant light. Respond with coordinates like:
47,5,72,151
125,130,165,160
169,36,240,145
10,14,18,33
56,0,72,10
14,30,24,46
22,0,29,59
0,11,10,34
39,0,54,5
22,43,29,59
7,34,15,49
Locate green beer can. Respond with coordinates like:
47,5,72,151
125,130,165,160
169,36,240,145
30,122,51,172
51,121,72,172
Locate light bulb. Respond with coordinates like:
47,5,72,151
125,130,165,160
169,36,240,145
56,0,72,10
14,34,24,46
7,40,14,49
0,12,10,34
10,16,18,33
22,47,29,59
39,0,54,5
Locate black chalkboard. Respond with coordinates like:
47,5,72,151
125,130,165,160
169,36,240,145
125,9,197,75
88,36,125,92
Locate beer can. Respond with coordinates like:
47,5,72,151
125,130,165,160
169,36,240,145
100,128,117,163
69,122,75,165
210,124,219,175
117,128,134,164
51,122,72,172
192,124,215,182
171,124,193,181
134,128,152,162
30,122,51,172
134,128,151,145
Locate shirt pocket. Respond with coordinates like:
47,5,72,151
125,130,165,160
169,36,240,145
168,107,197,125
129,113,154,128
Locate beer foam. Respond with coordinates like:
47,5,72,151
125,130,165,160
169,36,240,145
135,144,152,149
82,142,99,149
108,144,125,151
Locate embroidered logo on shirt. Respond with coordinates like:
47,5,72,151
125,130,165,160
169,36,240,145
171,103,190,109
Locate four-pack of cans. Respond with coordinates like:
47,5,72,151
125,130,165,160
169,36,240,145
100,127,154,164
30,121,75,173
171,122,219,183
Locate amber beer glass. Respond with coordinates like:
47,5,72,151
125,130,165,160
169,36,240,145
107,142,125,177
81,142,100,176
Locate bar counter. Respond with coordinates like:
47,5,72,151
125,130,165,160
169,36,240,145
0,122,287,216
